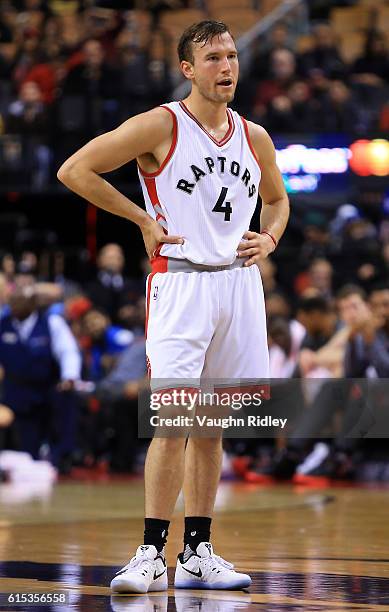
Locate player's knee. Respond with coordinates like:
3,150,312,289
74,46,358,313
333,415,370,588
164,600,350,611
189,436,222,449
151,436,186,454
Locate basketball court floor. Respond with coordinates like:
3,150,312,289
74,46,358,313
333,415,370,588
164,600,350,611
0,477,388,611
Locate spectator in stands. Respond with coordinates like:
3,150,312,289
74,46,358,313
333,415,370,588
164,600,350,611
115,29,150,119
0,254,16,291
5,81,52,187
12,35,42,90
58,10,85,58
257,286,370,482
352,31,389,85
62,38,119,134
21,45,67,105
0,285,81,470
336,210,381,291
117,295,147,337
345,283,389,378
268,315,306,378
264,79,317,132
295,258,334,299
0,4,15,46
298,212,332,267
147,30,172,108
0,273,11,319
81,306,134,381
250,23,294,81
96,313,147,472
51,250,82,300
318,80,361,132
266,291,292,319
307,258,333,298
86,243,141,321
296,295,338,356
64,294,93,346
298,23,345,79
63,38,117,98
257,258,278,295
6,81,49,136
252,48,297,121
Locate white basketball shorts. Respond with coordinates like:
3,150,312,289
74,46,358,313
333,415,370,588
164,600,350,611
145,257,269,389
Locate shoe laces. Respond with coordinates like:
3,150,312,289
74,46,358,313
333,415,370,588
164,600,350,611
122,549,155,574
200,552,234,577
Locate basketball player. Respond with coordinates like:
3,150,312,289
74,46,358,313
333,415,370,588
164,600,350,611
58,20,289,593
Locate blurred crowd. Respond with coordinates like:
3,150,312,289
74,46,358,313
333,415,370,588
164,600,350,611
242,22,389,133
0,1,388,186
0,242,150,475
0,198,389,481
0,0,388,482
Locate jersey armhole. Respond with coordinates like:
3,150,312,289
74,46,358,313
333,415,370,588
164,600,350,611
241,116,261,170
137,105,178,178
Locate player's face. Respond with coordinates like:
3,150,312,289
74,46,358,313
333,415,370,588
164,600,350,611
184,32,239,103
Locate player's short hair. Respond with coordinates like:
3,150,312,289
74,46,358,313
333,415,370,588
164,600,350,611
336,284,366,302
177,20,233,64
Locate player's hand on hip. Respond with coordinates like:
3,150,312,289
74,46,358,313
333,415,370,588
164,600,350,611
237,231,275,266
141,217,184,259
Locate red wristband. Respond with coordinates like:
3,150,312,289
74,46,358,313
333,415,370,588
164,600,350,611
260,231,277,248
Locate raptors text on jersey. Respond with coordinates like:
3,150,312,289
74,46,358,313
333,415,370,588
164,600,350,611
138,101,261,266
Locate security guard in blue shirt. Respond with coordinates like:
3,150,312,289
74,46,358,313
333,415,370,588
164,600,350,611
0,285,81,467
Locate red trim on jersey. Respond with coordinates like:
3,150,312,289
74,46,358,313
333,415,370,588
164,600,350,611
179,101,235,147
241,116,261,168
138,105,178,178
144,176,163,209
150,251,168,274
145,271,157,339
143,176,168,227
145,251,168,339
142,177,169,273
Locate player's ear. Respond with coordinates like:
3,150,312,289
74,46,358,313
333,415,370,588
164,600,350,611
181,60,194,81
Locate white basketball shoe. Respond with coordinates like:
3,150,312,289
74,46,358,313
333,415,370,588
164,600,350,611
110,545,168,594
174,542,251,590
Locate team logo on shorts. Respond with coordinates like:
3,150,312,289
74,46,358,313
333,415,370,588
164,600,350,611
153,286,159,300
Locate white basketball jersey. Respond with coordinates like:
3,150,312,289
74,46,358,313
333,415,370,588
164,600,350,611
138,101,261,265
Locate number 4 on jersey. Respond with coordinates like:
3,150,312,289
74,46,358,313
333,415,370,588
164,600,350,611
212,187,232,222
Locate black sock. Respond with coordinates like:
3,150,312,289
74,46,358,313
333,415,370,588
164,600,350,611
184,516,212,555
144,518,170,553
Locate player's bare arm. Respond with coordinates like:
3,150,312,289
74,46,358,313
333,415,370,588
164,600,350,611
237,122,289,267
57,107,183,258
